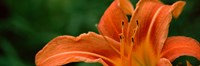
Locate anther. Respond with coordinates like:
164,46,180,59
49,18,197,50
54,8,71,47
131,38,134,43
120,35,122,39
119,34,124,40
122,20,124,28
136,20,139,26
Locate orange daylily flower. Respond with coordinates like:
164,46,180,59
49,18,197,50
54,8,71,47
35,0,200,66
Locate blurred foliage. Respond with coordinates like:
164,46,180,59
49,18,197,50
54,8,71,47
0,0,199,66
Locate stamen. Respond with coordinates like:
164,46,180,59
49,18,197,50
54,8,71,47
120,35,122,39
119,34,125,66
119,34,125,41
122,20,124,28
128,37,134,66
131,38,134,43
127,20,139,65
136,20,139,26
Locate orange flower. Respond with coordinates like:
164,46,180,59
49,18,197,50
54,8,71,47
35,0,200,66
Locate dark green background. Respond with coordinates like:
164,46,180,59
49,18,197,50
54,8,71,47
0,0,199,66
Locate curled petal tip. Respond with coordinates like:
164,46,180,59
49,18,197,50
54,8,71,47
118,0,134,14
171,1,186,18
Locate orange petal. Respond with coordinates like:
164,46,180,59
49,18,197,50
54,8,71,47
161,36,200,62
98,1,129,42
35,32,121,66
129,1,185,54
157,58,172,66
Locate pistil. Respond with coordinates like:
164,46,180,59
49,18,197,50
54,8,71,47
127,20,139,66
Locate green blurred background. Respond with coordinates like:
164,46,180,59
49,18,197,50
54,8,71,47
0,0,199,66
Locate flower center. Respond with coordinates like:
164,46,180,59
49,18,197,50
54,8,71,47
119,20,139,66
